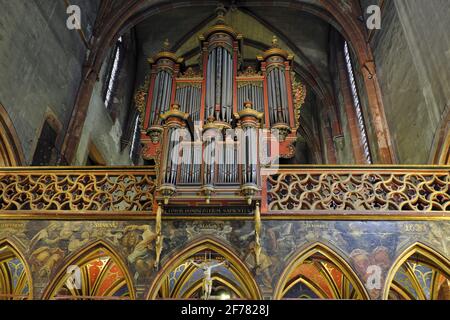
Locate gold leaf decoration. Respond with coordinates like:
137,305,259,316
134,76,150,123
291,74,307,129
266,171,450,212
0,169,156,213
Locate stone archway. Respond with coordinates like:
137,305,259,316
383,242,450,300
273,242,369,299
41,240,136,300
0,103,24,166
146,237,262,300
60,0,395,165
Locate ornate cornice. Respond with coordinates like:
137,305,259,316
257,36,294,62
160,104,189,122
233,102,264,121
203,116,232,131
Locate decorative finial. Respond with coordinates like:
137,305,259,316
271,35,279,48
162,39,170,51
215,4,227,24
207,115,215,123
171,103,180,110
244,101,253,109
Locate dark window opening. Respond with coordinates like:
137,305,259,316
103,36,124,109
86,155,97,166
32,121,58,166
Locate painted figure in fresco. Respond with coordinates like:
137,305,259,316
125,225,157,263
162,221,188,253
266,223,295,254
29,222,66,278
67,231,91,253
243,239,274,289
123,225,157,280
30,222,60,247
349,246,391,299
189,259,228,300
236,226,276,289
30,246,65,278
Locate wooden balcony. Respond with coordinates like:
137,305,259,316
261,165,450,220
0,165,448,220
0,166,157,220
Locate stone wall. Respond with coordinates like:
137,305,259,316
367,0,450,163
0,0,99,164
73,32,139,166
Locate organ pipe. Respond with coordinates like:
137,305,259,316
267,67,290,125
234,102,264,204
205,46,234,123
238,83,264,113
138,12,306,207
175,85,201,122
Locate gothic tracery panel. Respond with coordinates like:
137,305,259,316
148,239,261,300
0,241,31,300
45,244,134,300
0,169,156,213
275,244,368,300
387,244,450,300
266,170,450,212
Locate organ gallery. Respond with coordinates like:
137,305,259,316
0,1,448,302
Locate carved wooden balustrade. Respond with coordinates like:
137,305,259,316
261,165,450,220
0,166,157,219
0,165,449,220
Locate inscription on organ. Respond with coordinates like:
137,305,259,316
164,206,253,216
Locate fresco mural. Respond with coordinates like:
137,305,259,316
280,255,365,299
0,219,447,299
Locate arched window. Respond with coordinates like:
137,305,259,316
0,240,32,300
274,243,368,299
43,242,135,300
385,244,450,300
129,114,141,163
104,37,124,109
147,238,261,300
344,42,372,164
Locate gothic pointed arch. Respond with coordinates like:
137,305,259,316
0,238,33,300
383,242,450,300
273,242,369,300
61,0,395,165
42,240,135,300
430,106,450,164
146,237,262,300
0,103,25,166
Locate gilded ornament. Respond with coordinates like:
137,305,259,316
291,75,307,129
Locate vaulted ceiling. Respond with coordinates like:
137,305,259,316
133,5,333,90
61,0,372,164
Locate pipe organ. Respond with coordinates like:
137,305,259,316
205,46,234,122
136,10,306,207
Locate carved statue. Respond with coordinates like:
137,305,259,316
189,258,228,300
254,202,262,267
154,204,163,269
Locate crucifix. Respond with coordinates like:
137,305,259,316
189,253,228,300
